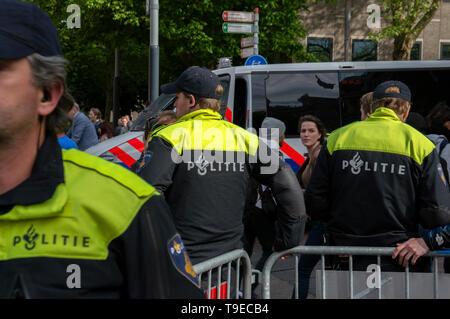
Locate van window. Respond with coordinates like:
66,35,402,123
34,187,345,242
233,78,247,128
262,72,340,136
218,75,230,119
339,69,450,125
251,73,268,130
132,93,176,130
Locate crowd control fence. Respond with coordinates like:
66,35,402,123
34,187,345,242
261,246,450,299
193,249,252,299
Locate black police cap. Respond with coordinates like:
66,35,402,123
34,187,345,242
161,66,221,99
0,0,63,59
373,80,411,103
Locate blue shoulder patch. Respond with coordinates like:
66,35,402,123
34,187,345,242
438,163,447,186
167,234,200,287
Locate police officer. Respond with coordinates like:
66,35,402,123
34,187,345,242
305,80,450,271
0,0,204,298
138,66,306,265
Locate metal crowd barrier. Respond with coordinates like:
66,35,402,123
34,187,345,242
193,249,252,299
261,246,450,299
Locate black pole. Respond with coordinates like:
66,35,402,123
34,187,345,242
149,0,159,103
344,0,351,61
113,48,120,127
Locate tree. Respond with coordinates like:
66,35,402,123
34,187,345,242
371,0,441,60
29,0,150,119
158,0,320,80
28,1,321,118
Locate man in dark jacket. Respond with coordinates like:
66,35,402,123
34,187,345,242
305,80,450,271
0,0,203,299
138,66,306,265
243,117,288,270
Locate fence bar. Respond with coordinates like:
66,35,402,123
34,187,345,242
321,254,326,299
207,270,212,299
227,262,232,299
236,257,240,298
405,262,410,299
261,245,449,299
349,255,353,299
434,256,439,299
193,249,252,299
217,265,222,299
377,255,381,299
294,255,299,299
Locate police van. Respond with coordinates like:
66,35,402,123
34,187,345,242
86,60,450,172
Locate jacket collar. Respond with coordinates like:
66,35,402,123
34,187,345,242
0,132,64,214
367,107,402,122
177,108,222,122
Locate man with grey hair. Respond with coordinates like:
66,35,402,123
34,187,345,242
244,117,290,272
260,116,286,150
0,0,204,299
66,101,98,150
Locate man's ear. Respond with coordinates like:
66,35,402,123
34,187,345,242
37,80,64,117
399,104,411,123
188,94,196,108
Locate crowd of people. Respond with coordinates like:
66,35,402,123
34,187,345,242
0,0,449,300
55,90,137,151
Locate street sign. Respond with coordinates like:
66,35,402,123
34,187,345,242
221,8,261,60
222,22,253,34
222,11,254,23
240,47,254,59
241,36,254,48
244,54,268,66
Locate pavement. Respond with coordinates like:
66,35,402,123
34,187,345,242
249,239,318,299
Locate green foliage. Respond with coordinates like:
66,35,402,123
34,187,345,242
373,0,440,38
29,0,149,117
370,0,441,60
28,0,319,117
159,0,319,81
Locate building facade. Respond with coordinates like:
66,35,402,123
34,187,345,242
301,0,450,61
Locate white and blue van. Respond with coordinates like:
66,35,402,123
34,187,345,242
86,60,450,172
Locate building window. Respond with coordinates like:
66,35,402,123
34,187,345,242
441,43,450,59
307,37,333,62
410,42,422,60
352,40,377,61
